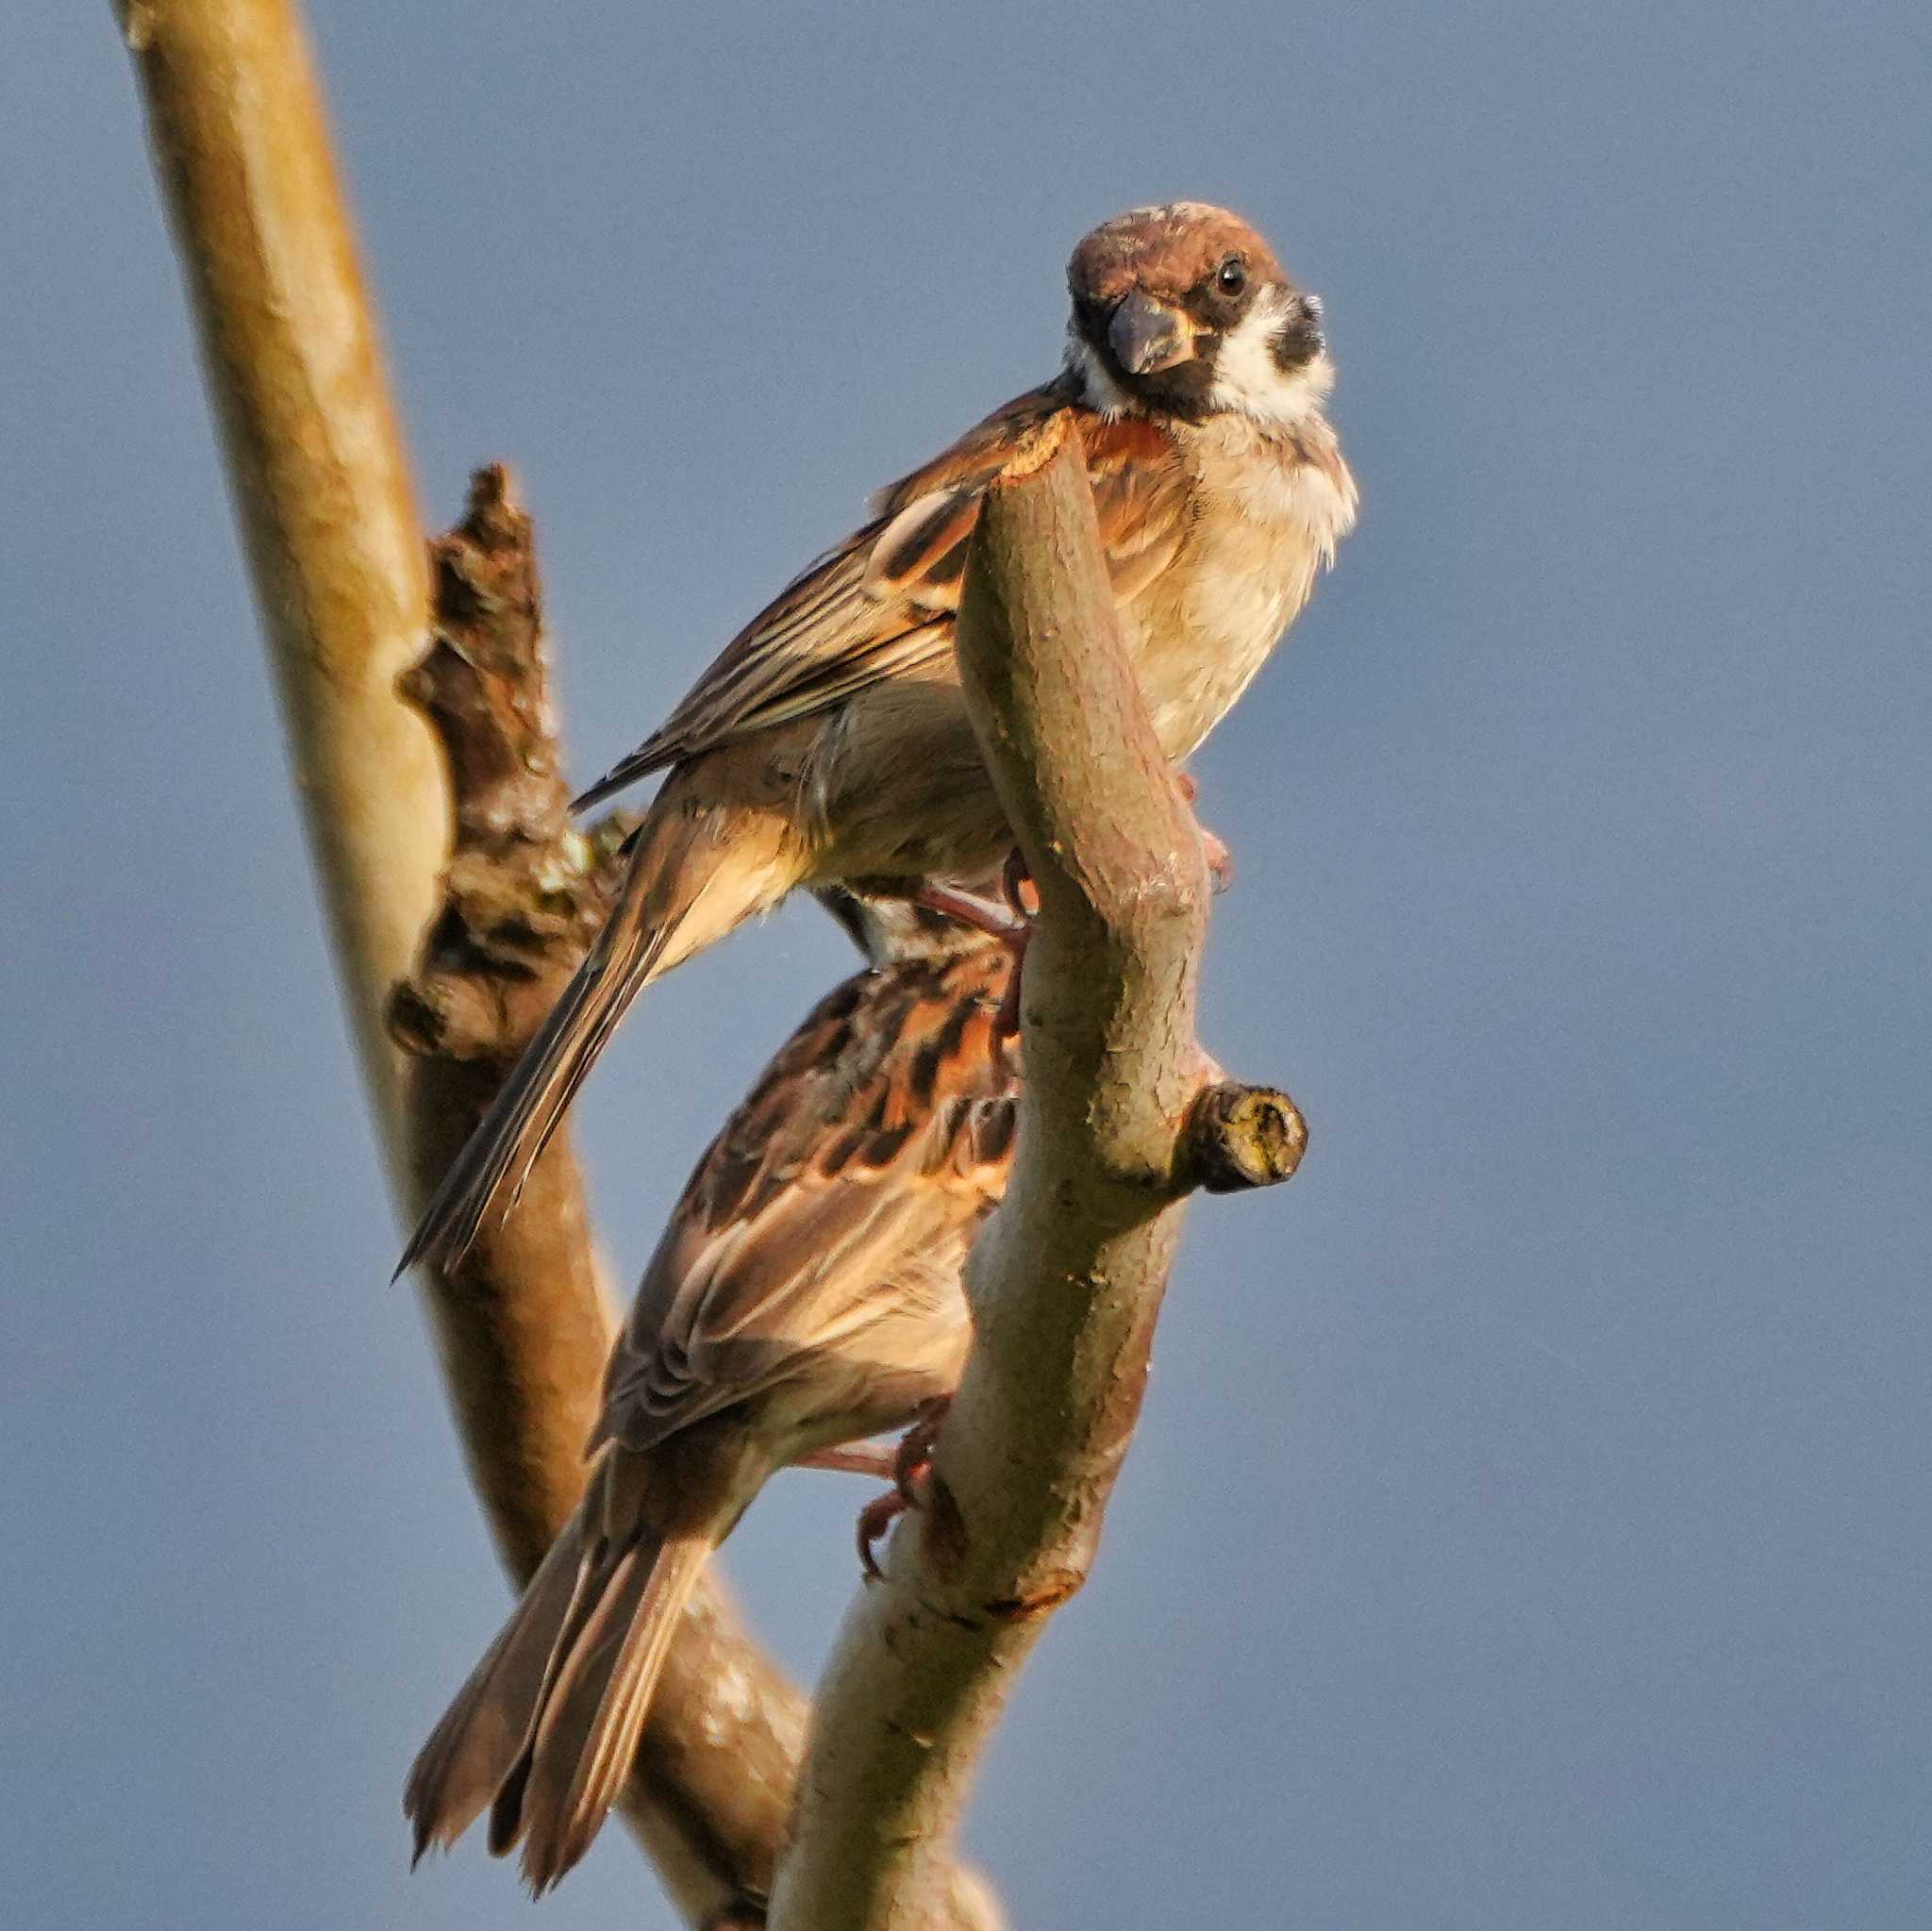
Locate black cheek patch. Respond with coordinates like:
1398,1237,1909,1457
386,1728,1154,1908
1271,311,1324,374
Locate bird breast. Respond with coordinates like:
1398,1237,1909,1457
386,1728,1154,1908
1132,414,1357,762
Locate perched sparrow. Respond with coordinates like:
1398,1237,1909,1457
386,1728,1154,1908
398,199,1355,1277
405,890,1019,1892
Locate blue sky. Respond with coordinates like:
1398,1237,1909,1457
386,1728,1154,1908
4,3,1929,1926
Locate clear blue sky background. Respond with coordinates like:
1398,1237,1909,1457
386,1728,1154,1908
4,4,1928,1926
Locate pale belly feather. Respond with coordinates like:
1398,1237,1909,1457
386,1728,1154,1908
1135,428,1355,762
814,416,1354,880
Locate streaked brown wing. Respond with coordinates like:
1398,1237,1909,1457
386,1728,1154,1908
574,384,1191,807
594,944,1017,1455
858,408,1191,618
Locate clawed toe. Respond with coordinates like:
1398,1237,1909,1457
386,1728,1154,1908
857,1488,909,1581
856,1398,950,1580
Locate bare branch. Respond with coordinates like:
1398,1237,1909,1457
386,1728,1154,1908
115,10,988,1923
113,0,443,1140
769,423,1304,1929
1182,1081,1309,1194
390,467,812,1917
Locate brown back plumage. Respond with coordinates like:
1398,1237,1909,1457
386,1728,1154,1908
405,905,1018,1891
568,386,1187,812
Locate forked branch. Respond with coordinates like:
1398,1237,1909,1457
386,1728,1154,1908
388,470,819,1923
115,3,990,1920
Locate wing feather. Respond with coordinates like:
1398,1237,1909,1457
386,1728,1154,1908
574,381,1191,806
594,946,1016,1454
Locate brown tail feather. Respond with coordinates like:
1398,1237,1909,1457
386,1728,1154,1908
406,1478,722,1892
482,1539,649,1862
506,1534,712,1891
480,1521,649,1860
404,1520,587,1864
395,777,806,1277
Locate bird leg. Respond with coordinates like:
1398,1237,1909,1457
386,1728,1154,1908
910,879,1025,941
985,850,1042,1059
1201,826,1234,894
855,1490,907,1581
794,1442,899,1480
857,1397,951,1582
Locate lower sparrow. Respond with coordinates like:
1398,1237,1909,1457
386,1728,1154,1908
405,889,1018,1892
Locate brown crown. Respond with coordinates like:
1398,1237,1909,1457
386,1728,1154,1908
1068,202,1289,307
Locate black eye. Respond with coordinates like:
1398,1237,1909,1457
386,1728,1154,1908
1215,256,1247,296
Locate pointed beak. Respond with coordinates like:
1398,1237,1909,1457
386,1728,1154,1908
1108,291,1192,375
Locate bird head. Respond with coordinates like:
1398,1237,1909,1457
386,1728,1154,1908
1065,201,1332,426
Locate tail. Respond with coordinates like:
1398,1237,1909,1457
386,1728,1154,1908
491,1532,712,1892
404,1501,715,1893
395,776,804,1277
403,1516,585,1864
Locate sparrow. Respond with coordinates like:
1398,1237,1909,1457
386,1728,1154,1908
404,888,1020,1892
397,198,1355,1278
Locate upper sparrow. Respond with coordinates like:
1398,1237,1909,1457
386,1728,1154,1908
404,888,1019,1891
398,199,1355,1277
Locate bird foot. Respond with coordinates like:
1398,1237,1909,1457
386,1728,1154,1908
857,1398,950,1581
991,929,1030,1074
856,1489,909,1582
1201,826,1234,893
987,851,1041,1071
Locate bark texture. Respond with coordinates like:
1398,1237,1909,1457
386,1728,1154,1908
114,6,989,1920
114,0,442,1142
388,471,818,1923
769,424,1306,1931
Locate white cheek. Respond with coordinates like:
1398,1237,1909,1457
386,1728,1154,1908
1208,295,1333,425
1065,328,1131,416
